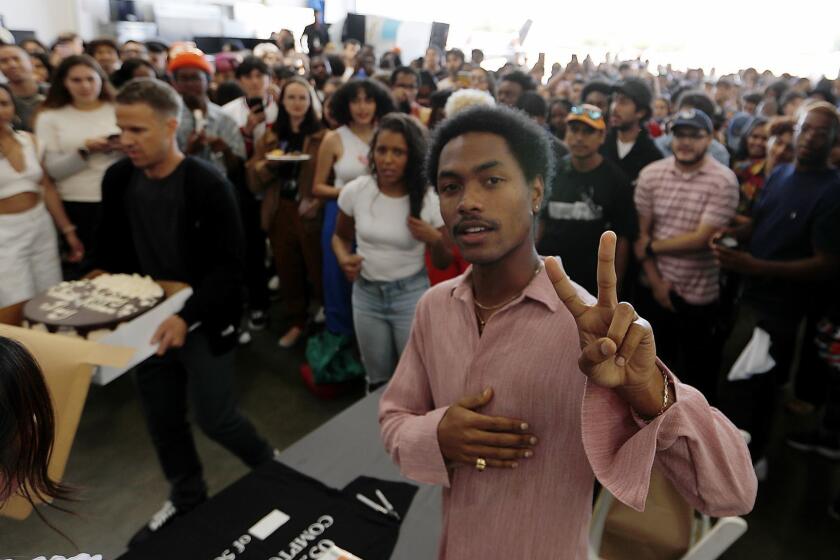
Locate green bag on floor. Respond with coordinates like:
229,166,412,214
305,330,365,384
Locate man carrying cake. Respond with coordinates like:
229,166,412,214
94,78,275,547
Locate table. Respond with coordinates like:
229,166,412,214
276,389,442,559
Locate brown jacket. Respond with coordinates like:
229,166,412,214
247,126,327,230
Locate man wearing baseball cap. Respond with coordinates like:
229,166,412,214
537,104,636,295
602,77,663,185
168,51,246,179
633,108,739,402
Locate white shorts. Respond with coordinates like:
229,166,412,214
0,202,61,307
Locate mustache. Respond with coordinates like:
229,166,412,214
452,216,499,235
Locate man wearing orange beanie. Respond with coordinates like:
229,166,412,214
168,51,245,178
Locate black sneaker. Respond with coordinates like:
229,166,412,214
786,431,840,460
128,500,182,548
248,310,268,331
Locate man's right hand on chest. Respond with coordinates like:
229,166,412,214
437,387,537,470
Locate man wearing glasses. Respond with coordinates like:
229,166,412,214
390,66,430,126
537,104,636,295
633,109,738,402
715,102,840,478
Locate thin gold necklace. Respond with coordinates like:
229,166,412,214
473,263,542,332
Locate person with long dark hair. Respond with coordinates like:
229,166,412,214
332,113,451,389
312,79,394,338
248,76,326,348
0,83,82,307
29,51,54,87
0,336,74,534
34,54,121,279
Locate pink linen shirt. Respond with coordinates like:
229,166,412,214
379,264,757,559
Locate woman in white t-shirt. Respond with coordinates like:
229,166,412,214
333,113,452,389
313,79,395,338
34,55,121,278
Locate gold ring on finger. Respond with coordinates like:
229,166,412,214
475,457,487,472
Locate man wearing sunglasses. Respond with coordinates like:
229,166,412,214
633,108,739,402
537,104,636,295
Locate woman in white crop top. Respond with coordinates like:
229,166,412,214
0,84,83,306
34,55,120,278
312,79,395,337
332,113,452,390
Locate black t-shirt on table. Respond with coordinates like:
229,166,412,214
537,156,637,294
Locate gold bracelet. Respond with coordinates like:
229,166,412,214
642,365,671,424
61,224,77,235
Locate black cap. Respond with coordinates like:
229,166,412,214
671,108,713,134
612,77,653,118
581,80,612,102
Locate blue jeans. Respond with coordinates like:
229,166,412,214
352,269,429,386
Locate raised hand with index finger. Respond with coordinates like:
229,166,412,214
546,231,670,419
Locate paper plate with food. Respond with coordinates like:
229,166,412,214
266,149,311,162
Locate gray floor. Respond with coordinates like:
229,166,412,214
1,316,839,559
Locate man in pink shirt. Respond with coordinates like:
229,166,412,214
379,105,756,559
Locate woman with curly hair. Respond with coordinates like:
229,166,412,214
312,79,394,338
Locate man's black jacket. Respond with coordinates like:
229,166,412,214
600,126,664,184
96,156,244,353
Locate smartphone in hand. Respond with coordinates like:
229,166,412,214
714,235,739,250
246,97,265,113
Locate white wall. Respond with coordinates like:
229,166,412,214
1,0,315,44
1,0,82,43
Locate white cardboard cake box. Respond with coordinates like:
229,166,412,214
0,280,192,520
89,282,194,385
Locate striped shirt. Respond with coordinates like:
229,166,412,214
635,156,738,305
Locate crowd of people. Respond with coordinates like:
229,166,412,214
1,19,839,554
